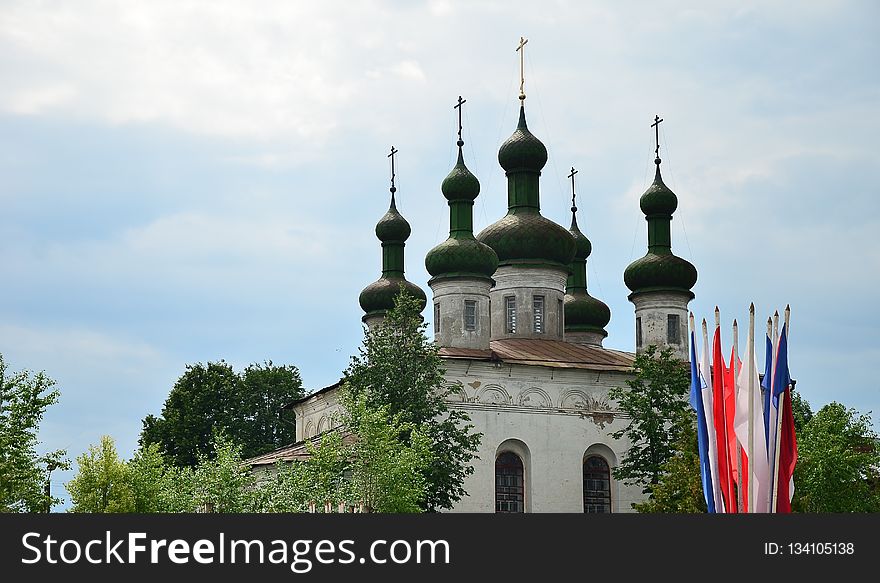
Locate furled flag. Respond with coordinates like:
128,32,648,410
773,323,797,512
733,317,771,513
689,328,716,512
700,326,724,511
762,332,777,470
725,344,743,509
712,324,735,513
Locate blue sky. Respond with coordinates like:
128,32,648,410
1,1,877,507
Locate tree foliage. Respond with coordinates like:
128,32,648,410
609,345,690,496
343,289,481,511
632,416,707,513
0,354,69,513
141,360,303,466
67,436,135,513
792,401,880,512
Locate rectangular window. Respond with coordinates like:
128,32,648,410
505,296,516,334
558,299,563,336
434,303,440,334
667,314,681,344
636,317,643,348
464,300,477,331
533,295,545,334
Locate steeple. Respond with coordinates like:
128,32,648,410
476,40,574,270
359,147,427,328
476,39,574,340
623,116,697,359
563,167,611,346
425,97,497,350
425,97,498,283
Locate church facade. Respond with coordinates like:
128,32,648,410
249,90,697,513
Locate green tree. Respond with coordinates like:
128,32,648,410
141,360,303,466
127,443,168,512
343,289,481,511
609,345,690,497
190,433,260,513
792,402,880,512
633,416,707,513
0,354,69,512
341,389,431,512
67,436,135,512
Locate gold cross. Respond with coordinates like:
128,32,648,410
516,36,529,101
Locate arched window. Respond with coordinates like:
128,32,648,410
495,452,524,513
583,456,611,513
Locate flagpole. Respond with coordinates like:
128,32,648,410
747,303,755,513
771,307,790,513
768,310,780,512
733,318,744,513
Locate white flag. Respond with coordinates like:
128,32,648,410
733,328,770,512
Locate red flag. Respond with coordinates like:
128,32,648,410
725,346,741,511
776,386,798,512
712,326,735,512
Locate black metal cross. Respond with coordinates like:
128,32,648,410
568,166,578,211
516,36,528,100
388,145,398,194
454,96,466,145
651,114,664,160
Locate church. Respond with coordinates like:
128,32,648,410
248,62,698,513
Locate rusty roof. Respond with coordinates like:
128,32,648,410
246,430,356,467
440,338,635,372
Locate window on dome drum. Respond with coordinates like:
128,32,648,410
667,314,681,344
464,300,477,331
434,303,440,334
495,452,525,513
583,456,611,513
636,317,643,348
533,295,545,333
505,296,516,333
558,299,563,336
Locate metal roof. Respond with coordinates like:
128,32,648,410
440,338,635,372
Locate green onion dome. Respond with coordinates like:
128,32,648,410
359,192,427,320
624,165,697,296
624,253,697,295
425,237,498,281
565,208,610,334
375,196,411,242
478,214,576,269
358,277,427,318
476,106,575,269
640,166,678,216
441,149,481,202
498,106,548,173
426,149,498,281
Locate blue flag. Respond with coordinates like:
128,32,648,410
689,330,716,512
761,334,773,451
773,324,790,399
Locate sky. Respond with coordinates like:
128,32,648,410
1,0,877,508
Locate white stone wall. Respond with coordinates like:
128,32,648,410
630,290,691,360
293,390,344,442
292,357,646,513
490,266,568,341
442,360,645,513
430,278,492,350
